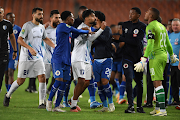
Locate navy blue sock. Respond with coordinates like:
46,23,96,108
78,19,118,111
5,84,8,92
48,80,61,101
8,84,11,92
119,81,126,99
63,81,71,103
98,86,107,107
55,81,66,107
103,83,113,104
88,78,96,102
133,85,137,100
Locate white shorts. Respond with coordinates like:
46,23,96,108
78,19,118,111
18,60,45,78
45,63,52,79
72,62,91,80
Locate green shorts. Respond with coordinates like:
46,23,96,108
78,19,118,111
149,58,167,81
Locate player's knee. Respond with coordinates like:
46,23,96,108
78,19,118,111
101,78,109,85
38,74,46,83
17,78,25,85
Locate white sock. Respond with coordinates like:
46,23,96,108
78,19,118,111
39,82,46,105
160,109,166,112
6,80,19,98
71,100,77,108
155,107,160,110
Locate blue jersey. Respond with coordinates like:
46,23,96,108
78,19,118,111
8,24,21,60
169,32,180,66
51,23,89,65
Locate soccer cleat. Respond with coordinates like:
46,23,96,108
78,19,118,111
90,101,102,109
68,99,71,105
52,107,66,112
109,103,115,112
150,108,160,115
38,103,46,109
59,103,65,108
144,100,147,104
175,105,180,110
70,107,79,112
152,111,167,116
76,105,81,111
63,101,70,107
125,106,135,113
143,103,153,108
3,94,10,107
137,107,145,113
96,107,109,112
46,100,52,111
169,101,179,106
118,99,126,104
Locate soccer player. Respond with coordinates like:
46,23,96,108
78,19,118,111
4,13,21,92
3,7,55,108
168,18,180,106
0,7,17,92
134,8,178,116
70,9,106,112
92,11,115,112
119,7,146,113
46,11,90,112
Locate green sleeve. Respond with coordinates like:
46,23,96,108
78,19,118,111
144,39,154,58
165,32,173,56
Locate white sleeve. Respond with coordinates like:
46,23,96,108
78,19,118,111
87,28,104,42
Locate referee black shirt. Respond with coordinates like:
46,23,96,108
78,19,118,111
119,20,146,63
0,19,13,54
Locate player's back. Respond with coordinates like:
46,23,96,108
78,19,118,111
146,20,168,59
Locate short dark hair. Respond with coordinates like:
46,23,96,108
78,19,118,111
79,6,87,11
110,24,116,28
50,10,60,17
118,22,123,26
168,19,173,22
32,7,43,14
131,7,141,15
151,8,160,20
95,11,105,22
6,12,13,17
61,11,71,21
157,16,162,23
82,9,95,20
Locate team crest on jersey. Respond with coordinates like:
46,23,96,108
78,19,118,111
22,29,25,34
125,28,128,33
175,38,179,45
13,30,18,34
3,25,7,30
55,70,61,76
123,63,128,69
133,29,139,34
66,24,71,28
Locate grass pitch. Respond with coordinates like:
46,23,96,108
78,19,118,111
0,70,179,120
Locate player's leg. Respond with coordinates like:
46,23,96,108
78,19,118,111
4,70,9,91
110,62,117,95
63,80,71,107
118,73,126,104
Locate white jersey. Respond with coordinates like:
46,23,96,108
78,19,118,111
71,22,103,64
42,25,56,64
19,21,47,61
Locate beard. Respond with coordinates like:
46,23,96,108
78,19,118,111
53,22,59,28
35,18,43,24
90,21,96,27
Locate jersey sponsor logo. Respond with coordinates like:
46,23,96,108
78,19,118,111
55,70,61,76
22,29,25,34
66,24,71,28
125,28,128,33
13,29,18,34
123,63,128,69
3,25,7,30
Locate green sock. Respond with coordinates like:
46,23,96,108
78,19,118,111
155,86,165,110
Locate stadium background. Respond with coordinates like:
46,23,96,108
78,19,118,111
1,0,180,27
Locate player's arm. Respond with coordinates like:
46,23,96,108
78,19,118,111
119,24,125,48
43,37,55,49
9,33,17,60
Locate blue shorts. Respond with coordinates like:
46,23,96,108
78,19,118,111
93,58,112,82
112,61,124,74
52,62,71,81
6,59,18,70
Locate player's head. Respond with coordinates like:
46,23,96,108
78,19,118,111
82,9,96,25
110,24,118,34
50,10,61,28
167,19,173,33
6,13,15,25
172,18,180,33
78,6,88,20
144,8,160,21
118,22,123,35
0,6,4,21
129,7,141,22
61,11,74,26
94,11,105,28
32,7,43,24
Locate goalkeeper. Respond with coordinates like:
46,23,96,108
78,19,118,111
134,8,178,116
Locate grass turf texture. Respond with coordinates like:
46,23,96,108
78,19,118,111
0,70,179,120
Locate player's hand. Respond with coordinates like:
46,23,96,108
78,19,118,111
100,21,106,30
29,47,37,56
170,54,179,63
44,21,50,29
134,57,147,72
12,52,17,60
111,43,117,52
81,27,89,30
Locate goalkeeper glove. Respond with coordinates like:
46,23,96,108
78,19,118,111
134,57,147,72
170,54,179,63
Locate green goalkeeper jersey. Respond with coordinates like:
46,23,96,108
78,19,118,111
144,20,173,59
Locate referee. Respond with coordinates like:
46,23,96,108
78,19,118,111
0,6,17,91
